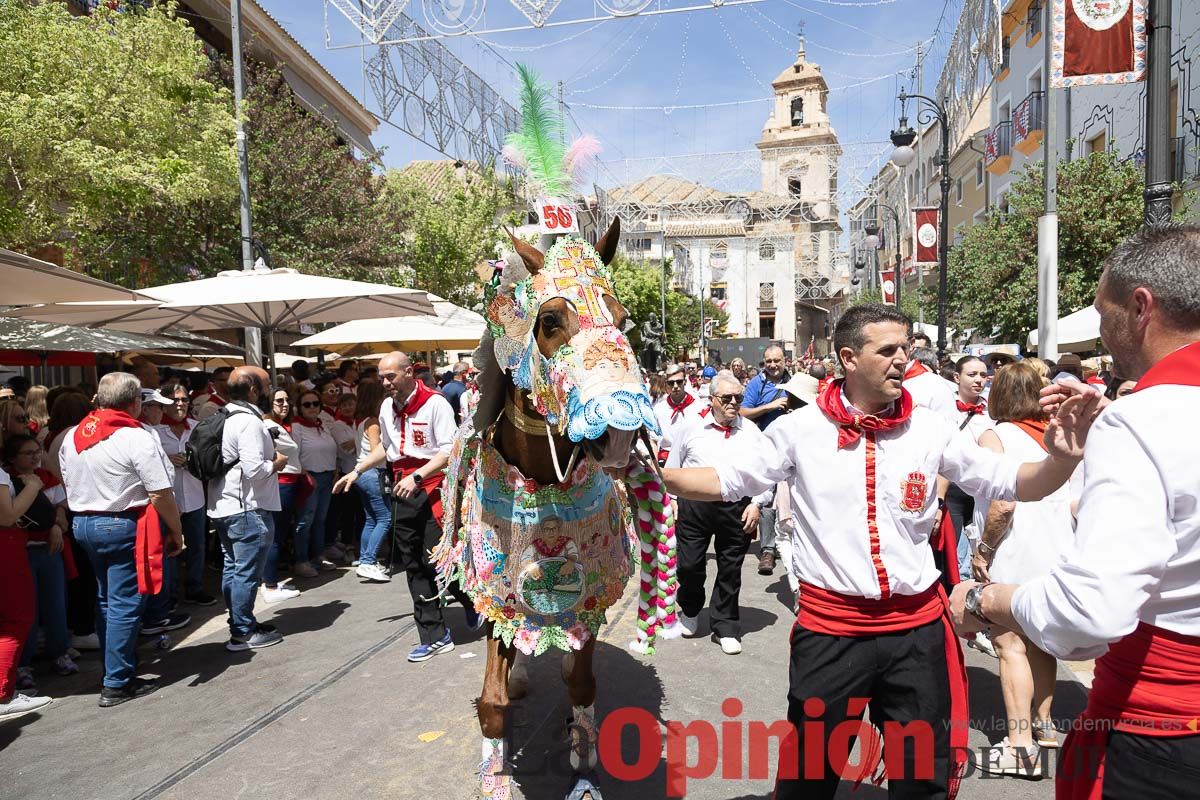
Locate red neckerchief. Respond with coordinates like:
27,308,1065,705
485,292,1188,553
33,467,60,490
393,381,438,453
697,406,734,438
334,411,356,426
73,409,142,452
904,361,929,380
207,392,227,407
293,415,324,432
322,404,337,418
816,379,914,449
666,392,695,422
1134,340,1200,391
1011,418,1049,453
956,399,986,415
26,419,39,435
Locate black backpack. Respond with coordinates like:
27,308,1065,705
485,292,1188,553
184,405,246,481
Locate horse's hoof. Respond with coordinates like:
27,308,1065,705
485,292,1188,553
565,772,603,800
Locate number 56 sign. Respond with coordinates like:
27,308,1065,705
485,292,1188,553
536,198,578,234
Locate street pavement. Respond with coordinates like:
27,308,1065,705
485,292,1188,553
1,552,1086,800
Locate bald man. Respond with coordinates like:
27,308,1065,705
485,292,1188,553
207,366,289,652
334,352,479,662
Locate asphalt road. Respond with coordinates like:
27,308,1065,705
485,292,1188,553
1,549,1086,800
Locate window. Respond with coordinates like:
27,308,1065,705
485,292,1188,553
976,158,985,187
829,172,838,196
758,282,775,308
788,177,802,197
790,97,804,126
710,284,726,301
636,238,652,251
759,241,776,260
1026,1,1043,45
1087,132,1107,155
759,314,776,339
955,177,963,204
1000,35,1011,73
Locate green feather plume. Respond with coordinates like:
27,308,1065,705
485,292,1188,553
504,64,569,198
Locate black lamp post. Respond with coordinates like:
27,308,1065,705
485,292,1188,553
863,204,903,309
890,89,951,357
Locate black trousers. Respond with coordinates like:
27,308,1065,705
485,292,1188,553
676,497,751,639
775,619,952,800
1096,731,1200,799
392,488,471,645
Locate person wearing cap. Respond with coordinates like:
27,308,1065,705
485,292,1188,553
59,373,184,707
668,370,773,655
697,365,717,399
441,362,470,426
654,364,701,463
740,345,791,575
1055,352,1084,381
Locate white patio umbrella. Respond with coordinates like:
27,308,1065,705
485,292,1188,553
1026,305,1101,353
1,249,142,304
291,298,486,357
1,299,183,334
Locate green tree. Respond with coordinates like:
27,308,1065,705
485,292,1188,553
0,1,237,259
382,165,520,308
609,253,727,360
934,150,1186,343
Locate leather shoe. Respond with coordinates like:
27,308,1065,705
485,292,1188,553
757,550,776,575
98,677,159,708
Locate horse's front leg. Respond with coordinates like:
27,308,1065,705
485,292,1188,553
562,637,599,774
479,624,517,799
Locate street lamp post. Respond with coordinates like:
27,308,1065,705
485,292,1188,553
889,90,952,357
862,203,903,309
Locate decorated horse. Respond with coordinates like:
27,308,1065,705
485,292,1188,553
431,66,682,800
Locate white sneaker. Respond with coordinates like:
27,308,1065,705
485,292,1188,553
0,692,53,720
980,738,1043,778
678,612,700,637
262,585,301,603
356,563,391,583
967,631,999,659
70,632,100,651
718,637,743,655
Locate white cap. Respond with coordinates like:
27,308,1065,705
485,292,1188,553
140,389,174,405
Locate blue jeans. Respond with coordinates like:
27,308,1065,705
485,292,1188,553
21,546,70,667
355,468,392,566
758,504,777,552
267,480,302,587
214,510,272,638
180,508,207,596
296,470,334,563
73,512,146,689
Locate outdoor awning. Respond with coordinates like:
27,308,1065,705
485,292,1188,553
0,318,227,363
291,299,486,356
0,249,142,304
1026,306,1101,353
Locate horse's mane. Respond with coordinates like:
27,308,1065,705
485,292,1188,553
471,250,531,431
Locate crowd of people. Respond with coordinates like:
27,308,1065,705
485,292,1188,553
0,355,481,716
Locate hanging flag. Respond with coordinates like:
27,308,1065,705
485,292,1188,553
881,270,896,304
1050,0,1148,88
913,208,939,266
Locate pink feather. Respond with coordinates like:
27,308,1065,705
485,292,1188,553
502,144,528,170
563,135,603,186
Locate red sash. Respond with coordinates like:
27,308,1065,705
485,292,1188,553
1058,623,1200,800
796,582,969,800
1133,340,1200,391
73,410,164,595
390,456,445,524
816,379,914,449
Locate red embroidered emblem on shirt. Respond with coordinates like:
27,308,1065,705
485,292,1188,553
899,471,928,513
411,424,428,448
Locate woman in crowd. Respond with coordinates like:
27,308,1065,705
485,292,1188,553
1106,375,1137,400
42,392,90,482
291,388,339,575
351,382,391,583
24,386,49,442
4,435,76,690
317,378,341,422
1,398,30,445
326,392,360,562
262,388,306,596
155,385,214,607
971,362,1076,774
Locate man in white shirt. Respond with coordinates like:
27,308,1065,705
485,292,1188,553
951,224,1200,799
667,371,769,656
652,364,700,463
335,351,479,663
207,366,288,652
665,304,1097,799
904,346,958,425
59,372,183,707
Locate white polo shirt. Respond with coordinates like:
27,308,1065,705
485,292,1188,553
59,425,174,513
379,389,455,462
152,420,205,514
716,399,1021,599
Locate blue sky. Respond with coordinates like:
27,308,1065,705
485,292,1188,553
259,0,961,191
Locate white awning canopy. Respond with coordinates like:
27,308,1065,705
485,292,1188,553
1026,306,1101,353
0,249,142,305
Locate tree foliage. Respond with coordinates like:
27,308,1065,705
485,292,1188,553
609,254,728,360
0,0,237,254
935,150,1181,343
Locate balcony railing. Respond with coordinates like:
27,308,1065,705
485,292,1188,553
1013,91,1045,155
1026,1,1043,46
985,121,1013,175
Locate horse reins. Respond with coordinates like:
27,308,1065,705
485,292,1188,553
502,398,581,483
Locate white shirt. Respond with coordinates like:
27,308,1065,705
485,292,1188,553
152,420,205,514
291,420,338,473
1013,384,1200,660
327,416,358,474
263,419,301,476
207,403,280,518
716,399,1020,599
667,410,773,506
60,425,174,513
653,395,704,455
905,367,958,425
0,466,13,502
956,401,995,443
379,390,456,462
44,428,69,480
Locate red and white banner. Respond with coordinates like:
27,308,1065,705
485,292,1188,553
913,208,939,266
1050,0,1147,89
881,269,896,304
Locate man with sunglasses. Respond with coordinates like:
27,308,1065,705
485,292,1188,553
666,370,772,656
652,364,700,464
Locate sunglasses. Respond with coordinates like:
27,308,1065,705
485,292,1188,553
666,379,687,386
300,401,322,408
713,394,744,406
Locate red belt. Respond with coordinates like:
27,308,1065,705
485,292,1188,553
795,582,969,799
390,457,445,524
1058,622,1200,799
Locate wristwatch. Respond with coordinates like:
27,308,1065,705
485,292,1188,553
964,583,993,625
411,471,423,484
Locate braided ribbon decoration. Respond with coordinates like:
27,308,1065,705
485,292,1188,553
624,462,681,654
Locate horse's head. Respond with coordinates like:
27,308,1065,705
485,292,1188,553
479,217,658,469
